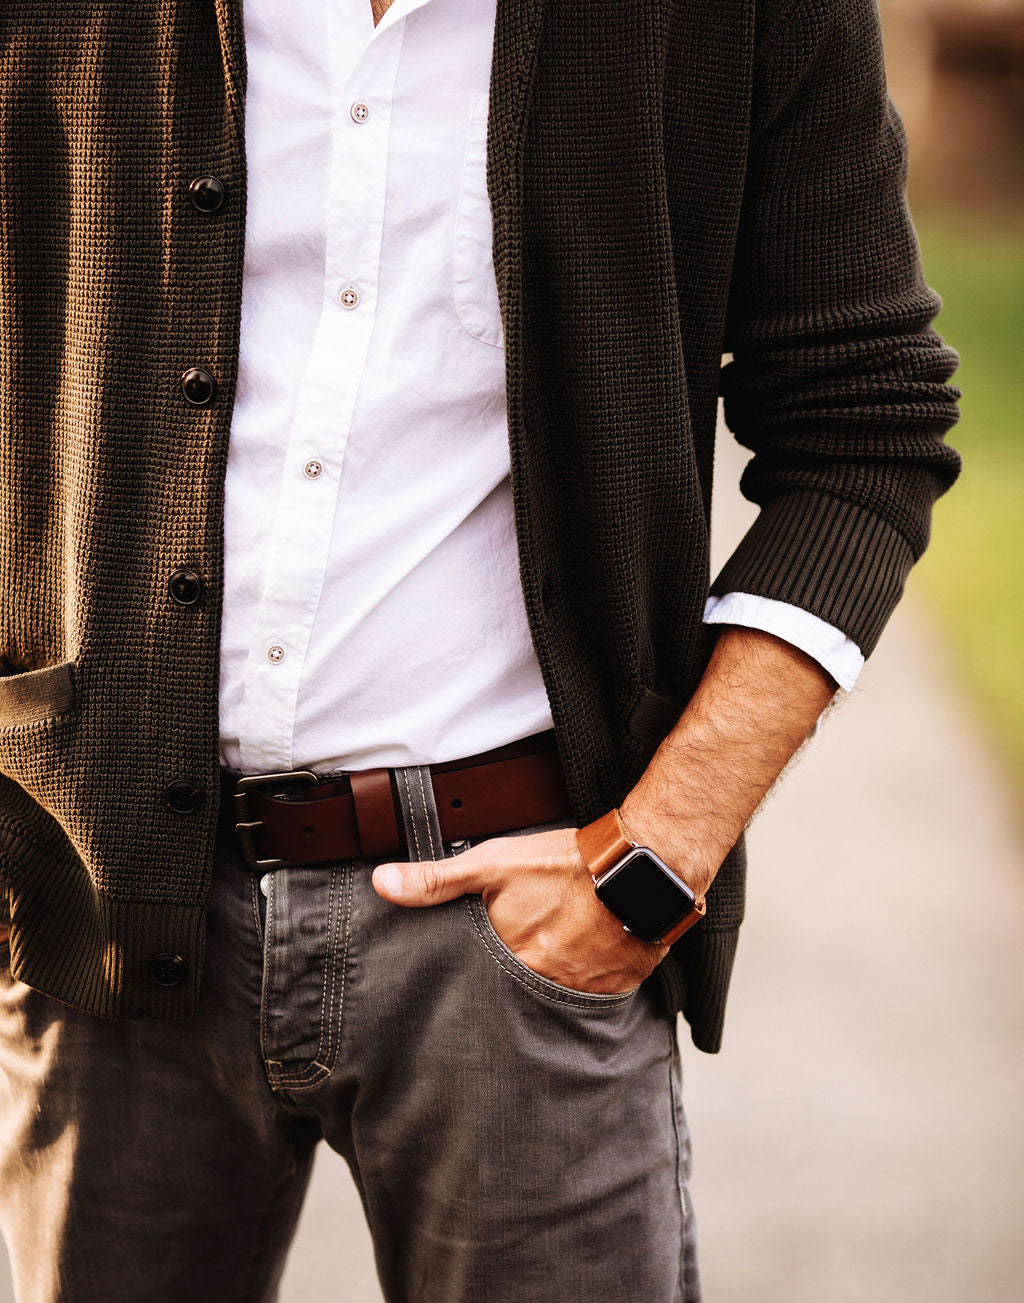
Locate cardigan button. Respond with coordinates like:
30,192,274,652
188,175,226,213
168,568,204,606
181,367,216,407
164,779,205,814
149,953,186,987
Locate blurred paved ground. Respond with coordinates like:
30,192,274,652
2,428,1022,1301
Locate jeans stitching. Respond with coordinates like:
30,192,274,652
335,870,353,1053
260,872,276,1065
278,868,353,1095
318,868,340,1071
413,766,441,859
397,770,424,860
268,867,339,1088
668,1021,687,1301
464,897,637,1010
249,870,264,947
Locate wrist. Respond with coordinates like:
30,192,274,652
617,790,722,899
618,626,835,886
576,808,708,945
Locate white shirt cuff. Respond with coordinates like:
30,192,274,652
703,593,865,692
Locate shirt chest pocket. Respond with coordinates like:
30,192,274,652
452,94,504,349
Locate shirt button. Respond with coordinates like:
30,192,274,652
350,101,370,124
303,459,324,480
181,367,217,407
167,568,204,606
188,175,227,213
150,953,186,987
339,287,360,310
266,644,286,664
163,779,205,814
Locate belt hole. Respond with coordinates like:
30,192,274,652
303,825,315,836
450,797,463,809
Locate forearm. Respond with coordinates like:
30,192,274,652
619,626,837,895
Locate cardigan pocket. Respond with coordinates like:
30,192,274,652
0,661,77,728
627,686,681,749
452,94,504,348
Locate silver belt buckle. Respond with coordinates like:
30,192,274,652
232,770,319,868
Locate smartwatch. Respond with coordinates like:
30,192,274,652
576,808,706,945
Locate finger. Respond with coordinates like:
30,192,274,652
372,847,491,908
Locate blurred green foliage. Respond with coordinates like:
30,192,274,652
908,217,1024,802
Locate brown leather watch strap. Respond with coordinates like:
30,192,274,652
658,896,707,944
576,807,707,945
575,807,635,880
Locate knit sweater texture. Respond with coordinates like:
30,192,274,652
0,0,960,1052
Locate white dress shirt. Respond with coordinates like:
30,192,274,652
218,0,863,776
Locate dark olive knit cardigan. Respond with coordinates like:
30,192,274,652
0,0,959,1051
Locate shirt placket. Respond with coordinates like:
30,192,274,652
237,6,419,774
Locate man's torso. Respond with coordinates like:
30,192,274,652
220,0,554,774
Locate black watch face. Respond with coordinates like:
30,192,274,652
594,848,696,944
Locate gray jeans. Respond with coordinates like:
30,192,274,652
0,764,700,1302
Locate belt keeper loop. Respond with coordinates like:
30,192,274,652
349,768,404,859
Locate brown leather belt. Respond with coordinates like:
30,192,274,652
216,730,572,868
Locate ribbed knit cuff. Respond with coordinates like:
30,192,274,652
710,489,918,657
15,895,206,1020
4,824,206,1019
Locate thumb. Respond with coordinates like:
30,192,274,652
372,851,484,908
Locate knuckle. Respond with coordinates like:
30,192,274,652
418,859,447,899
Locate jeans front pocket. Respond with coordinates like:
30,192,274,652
449,817,644,1008
464,893,643,1010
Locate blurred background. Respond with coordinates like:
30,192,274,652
880,0,1024,805
1,1,1022,1299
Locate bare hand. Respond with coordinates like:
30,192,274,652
371,827,668,995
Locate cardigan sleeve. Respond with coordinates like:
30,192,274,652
714,0,962,657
